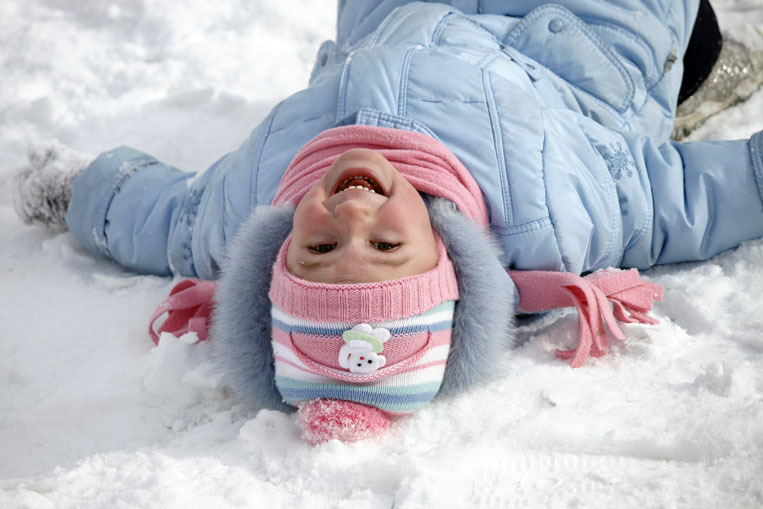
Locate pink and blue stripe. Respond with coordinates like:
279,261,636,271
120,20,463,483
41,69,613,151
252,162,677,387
272,300,455,414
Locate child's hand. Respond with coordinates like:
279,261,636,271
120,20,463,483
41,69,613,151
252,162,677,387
13,140,93,229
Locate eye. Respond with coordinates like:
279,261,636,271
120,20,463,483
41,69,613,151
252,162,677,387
309,243,336,254
372,241,400,251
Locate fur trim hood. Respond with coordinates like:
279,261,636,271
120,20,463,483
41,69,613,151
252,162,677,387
209,197,517,412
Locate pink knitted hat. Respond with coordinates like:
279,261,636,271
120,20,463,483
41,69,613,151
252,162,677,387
268,233,459,415
269,234,458,322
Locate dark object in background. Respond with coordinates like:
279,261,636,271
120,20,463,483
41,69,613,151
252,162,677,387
679,0,723,104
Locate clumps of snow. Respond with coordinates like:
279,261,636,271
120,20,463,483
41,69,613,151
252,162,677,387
238,410,301,449
689,359,757,398
143,332,220,398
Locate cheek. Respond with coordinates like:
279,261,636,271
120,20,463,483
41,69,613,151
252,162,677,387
288,196,327,271
386,192,432,234
292,196,328,235
382,195,438,264
392,190,440,264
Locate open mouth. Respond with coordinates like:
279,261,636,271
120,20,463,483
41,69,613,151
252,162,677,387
334,176,385,196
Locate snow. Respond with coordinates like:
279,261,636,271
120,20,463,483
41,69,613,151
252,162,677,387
1,1,762,507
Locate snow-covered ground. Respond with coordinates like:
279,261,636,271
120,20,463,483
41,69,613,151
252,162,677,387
1,1,762,507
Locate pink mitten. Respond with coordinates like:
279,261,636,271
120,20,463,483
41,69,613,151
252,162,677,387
296,399,390,445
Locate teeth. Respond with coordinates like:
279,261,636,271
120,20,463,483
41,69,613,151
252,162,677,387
337,176,380,194
343,184,375,193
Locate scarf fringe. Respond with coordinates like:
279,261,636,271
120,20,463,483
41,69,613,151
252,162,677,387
148,278,218,344
148,268,662,369
511,268,663,367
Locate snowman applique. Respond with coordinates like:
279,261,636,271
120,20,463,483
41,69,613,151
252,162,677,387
338,324,391,374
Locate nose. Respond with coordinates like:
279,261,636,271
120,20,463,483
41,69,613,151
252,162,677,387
332,198,373,233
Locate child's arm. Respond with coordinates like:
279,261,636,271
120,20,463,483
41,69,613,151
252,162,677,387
65,110,277,279
621,131,763,268
66,146,198,277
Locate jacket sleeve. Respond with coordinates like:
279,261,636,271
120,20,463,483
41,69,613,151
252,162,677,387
66,146,200,277
621,130,763,268
65,95,288,278
66,132,273,279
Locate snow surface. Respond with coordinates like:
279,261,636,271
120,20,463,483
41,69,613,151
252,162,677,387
1,1,762,507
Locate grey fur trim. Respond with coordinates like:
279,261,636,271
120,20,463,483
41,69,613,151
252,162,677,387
209,198,517,412
425,197,517,397
209,205,295,413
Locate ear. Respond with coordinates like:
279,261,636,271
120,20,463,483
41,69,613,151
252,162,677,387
425,197,518,398
208,204,295,413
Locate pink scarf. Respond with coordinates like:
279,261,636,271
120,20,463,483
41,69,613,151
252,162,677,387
271,125,489,226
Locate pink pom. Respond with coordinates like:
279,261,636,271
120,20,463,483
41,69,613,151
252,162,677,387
297,399,390,445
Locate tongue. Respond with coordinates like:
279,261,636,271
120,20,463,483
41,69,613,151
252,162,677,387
346,178,371,190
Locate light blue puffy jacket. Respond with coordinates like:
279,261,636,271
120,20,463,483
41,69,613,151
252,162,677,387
67,0,763,280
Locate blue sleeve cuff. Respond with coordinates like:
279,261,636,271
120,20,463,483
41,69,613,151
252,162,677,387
66,146,160,259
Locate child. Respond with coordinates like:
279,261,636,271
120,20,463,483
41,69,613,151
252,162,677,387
14,0,763,443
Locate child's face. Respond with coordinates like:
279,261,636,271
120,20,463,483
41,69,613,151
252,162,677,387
287,148,439,283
